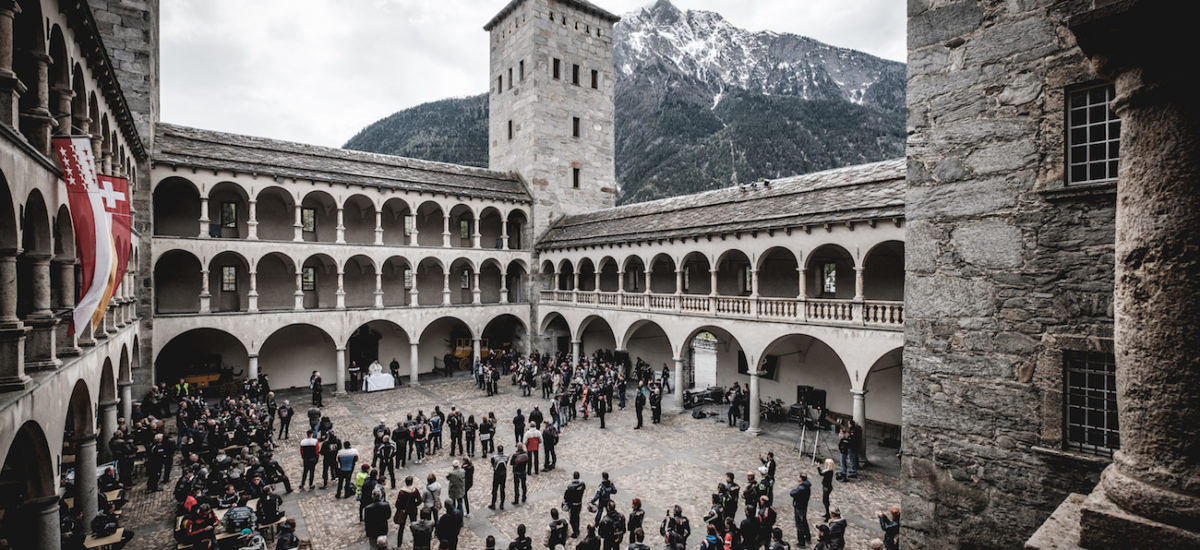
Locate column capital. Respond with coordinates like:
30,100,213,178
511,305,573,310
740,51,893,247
117,379,131,387
98,399,118,408
851,388,867,396
247,353,259,359
73,433,98,445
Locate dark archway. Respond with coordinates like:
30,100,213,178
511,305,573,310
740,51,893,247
154,250,201,313
255,186,295,241
208,182,249,239
540,312,571,355
208,251,250,312
348,320,409,374
758,247,800,297
806,244,855,299
0,421,56,549
153,177,201,237
259,324,336,390
155,328,249,389
256,252,296,311
863,241,904,301
301,254,338,309
759,333,851,415
482,313,528,356
380,198,411,246
300,191,337,242
418,317,472,374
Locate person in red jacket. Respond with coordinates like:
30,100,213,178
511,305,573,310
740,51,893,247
184,503,218,549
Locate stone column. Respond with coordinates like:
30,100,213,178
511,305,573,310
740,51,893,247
853,266,864,301
746,371,761,436
248,354,259,380
709,268,719,296
374,272,383,308
293,204,303,242
572,271,579,293
335,270,345,309
408,216,419,246
472,222,481,249
75,435,98,527
97,399,117,461
571,340,581,368
851,388,868,464
247,270,258,312
24,254,57,369
442,271,451,305
76,317,94,349
334,346,346,395
797,268,808,321
551,270,559,293
50,85,72,134
30,495,61,550
199,268,210,313
1069,5,1200,547
118,380,132,427
335,207,345,244
18,50,54,155
617,270,625,293
672,357,684,410
472,272,481,305
199,197,210,238
593,271,600,293
0,3,21,127
293,271,304,310
472,338,481,365
500,219,509,250
643,269,651,295
409,341,420,386
674,269,683,295
441,214,451,248
246,199,258,240
374,210,384,245
408,276,418,307
749,268,759,316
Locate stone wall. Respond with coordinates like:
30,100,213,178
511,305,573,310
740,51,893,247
903,0,1117,547
487,0,618,239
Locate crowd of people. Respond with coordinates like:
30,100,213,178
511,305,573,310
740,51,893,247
49,347,900,550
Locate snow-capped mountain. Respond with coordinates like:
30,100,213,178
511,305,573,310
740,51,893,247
615,0,904,112
345,0,905,205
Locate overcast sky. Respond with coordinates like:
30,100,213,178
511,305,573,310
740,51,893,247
161,0,905,148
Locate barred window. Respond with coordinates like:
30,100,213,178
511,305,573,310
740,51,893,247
301,208,316,233
403,268,413,290
1067,83,1120,184
823,263,837,294
1065,350,1120,456
220,202,237,228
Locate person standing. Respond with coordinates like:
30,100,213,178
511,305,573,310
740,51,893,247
389,357,401,385
488,444,508,510
393,419,411,469
277,400,294,440
479,414,495,458
461,456,475,517
789,474,812,547
436,498,464,550
336,440,359,499
307,405,321,436
464,415,478,458
817,459,836,521
447,460,466,513
393,476,422,548
299,430,319,491
377,435,397,489
364,489,391,547
626,498,645,546
512,409,526,443
596,394,608,429
145,433,166,492
421,473,443,523
523,423,541,474
877,507,900,550
310,371,323,406
634,387,645,429
510,443,529,505
661,364,671,393
591,472,617,525
409,509,435,550
448,407,465,457
321,429,341,489
541,421,558,471
564,471,587,538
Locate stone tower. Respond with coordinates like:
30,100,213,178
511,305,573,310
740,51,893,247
485,0,619,240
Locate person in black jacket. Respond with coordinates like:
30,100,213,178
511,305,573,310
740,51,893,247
634,388,646,429
577,523,601,550
817,459,836,521
789,474,812,547
598,501,626,550
507,523,533,550
409,509,435,550
488,445,507,510
877,507,900,550
546,508,570,549
564,471,587,538
512,410,525,443
436,498,463,550
625,498,645,545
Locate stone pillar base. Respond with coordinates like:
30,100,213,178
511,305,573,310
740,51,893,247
23,317,59,371
1079,481,1200,549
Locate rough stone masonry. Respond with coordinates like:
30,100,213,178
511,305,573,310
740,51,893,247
903,0,1117,548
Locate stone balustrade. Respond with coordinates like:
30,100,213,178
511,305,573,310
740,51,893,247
538,289,903,329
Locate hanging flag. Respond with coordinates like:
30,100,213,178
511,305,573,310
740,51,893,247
91,175,130,328
52,136,114,335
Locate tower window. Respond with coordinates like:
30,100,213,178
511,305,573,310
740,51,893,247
508,120,513,140
519,60,525,81
496,75,502,94
548,11,554,21
572,117,580,138
823,263,837,294
572,64,580,85
572,167,581,188
507,68,513,89
302,267,316,291
403,268,412,290
1064,349,1120,456
591,70,598,89
553,58,561,80
1067,83,1120,185
301,208,317,233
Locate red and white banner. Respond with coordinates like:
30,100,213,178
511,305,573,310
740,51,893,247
93,175,130,327
52,137,115,335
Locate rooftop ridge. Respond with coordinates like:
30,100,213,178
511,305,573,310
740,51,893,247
156,123,516,181
484,0,621,31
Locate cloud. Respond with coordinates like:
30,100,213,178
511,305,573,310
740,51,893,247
161,0,904,147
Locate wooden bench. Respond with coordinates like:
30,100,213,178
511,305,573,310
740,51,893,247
258,516,287,541
83,527,123,549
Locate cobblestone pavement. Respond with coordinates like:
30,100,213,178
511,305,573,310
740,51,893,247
125,374,900,549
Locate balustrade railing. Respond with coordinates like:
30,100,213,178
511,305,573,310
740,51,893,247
863,300,904,326
538,290,901,329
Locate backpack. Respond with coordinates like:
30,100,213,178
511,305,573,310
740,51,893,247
222,506,257,532
548,519,568,546
258,494,282,523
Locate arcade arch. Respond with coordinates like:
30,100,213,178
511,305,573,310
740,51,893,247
259,324,337,390
154,250,201,313
255,186,295,241
155,328,249,387
153,177,200,236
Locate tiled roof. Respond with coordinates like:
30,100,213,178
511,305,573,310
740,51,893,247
153,123,531,203
484,0,621,31
537,159,905,249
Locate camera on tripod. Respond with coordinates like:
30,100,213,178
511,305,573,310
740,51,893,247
788,385,828,429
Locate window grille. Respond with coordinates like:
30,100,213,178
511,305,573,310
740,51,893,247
221,266,237,291
301,267,316,291
823,263,837,294
1065,350,1120,456
1067,83,1121,184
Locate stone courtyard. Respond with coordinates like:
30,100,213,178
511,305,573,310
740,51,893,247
123,374,900,549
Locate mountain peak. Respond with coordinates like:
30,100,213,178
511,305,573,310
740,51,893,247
642,0,682,24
